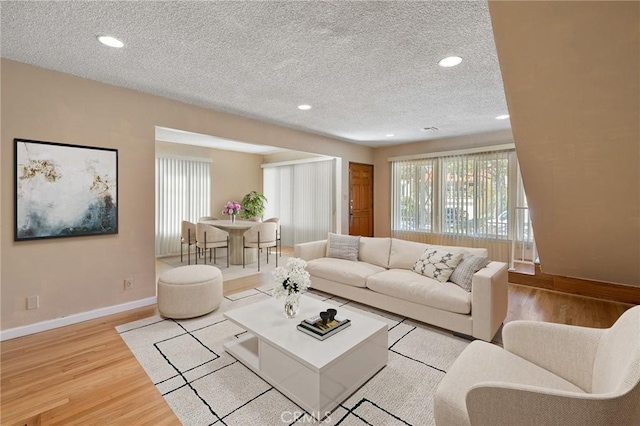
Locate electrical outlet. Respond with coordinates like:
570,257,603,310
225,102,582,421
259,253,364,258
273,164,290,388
124,278,134,290
27,296,39,310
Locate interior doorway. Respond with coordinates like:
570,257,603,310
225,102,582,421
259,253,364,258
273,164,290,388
349,162,374,237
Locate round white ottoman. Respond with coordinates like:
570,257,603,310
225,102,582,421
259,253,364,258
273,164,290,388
157,265,223,319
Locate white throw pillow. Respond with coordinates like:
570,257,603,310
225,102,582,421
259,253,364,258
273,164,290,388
450,251,489,291
412,248,462,282
326,233,360,261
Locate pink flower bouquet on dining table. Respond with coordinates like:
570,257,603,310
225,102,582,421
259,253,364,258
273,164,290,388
222,201,241,216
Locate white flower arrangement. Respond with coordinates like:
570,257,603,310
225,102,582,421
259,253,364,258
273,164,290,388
272,257,311,303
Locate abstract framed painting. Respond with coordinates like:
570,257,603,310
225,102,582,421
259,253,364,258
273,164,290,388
14,138,118,241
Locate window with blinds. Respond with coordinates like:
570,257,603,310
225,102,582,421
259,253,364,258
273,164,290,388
392,149,522,240
263,159,335,246
155,157,211,255
391,158,435,232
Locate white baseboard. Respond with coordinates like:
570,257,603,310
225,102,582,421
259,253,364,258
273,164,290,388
0,296,157,341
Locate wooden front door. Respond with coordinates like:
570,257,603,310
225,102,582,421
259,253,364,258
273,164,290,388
349,163,374,236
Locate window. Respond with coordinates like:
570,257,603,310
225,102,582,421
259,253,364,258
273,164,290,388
391,158,435,232
155,157,211,255
263,159,335,246
392,149,523,240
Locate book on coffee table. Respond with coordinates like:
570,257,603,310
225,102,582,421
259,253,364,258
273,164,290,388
297,316,351,340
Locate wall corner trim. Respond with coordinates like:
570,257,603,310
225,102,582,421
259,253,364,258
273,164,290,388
0,296,157,341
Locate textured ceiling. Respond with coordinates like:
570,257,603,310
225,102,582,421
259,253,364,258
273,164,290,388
1,1,510,147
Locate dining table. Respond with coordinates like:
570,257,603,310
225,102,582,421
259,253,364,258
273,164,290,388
201,219,258,265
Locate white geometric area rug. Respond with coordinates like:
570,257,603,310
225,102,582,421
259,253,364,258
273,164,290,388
117,287,472,426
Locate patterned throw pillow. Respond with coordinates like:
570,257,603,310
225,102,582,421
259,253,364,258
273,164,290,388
326,233,361,261
450,251,490,291
412,248,462,282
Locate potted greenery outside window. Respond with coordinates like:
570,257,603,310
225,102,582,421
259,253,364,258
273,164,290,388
240,191,267,220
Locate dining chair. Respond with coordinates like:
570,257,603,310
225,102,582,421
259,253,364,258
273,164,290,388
195,223,230,267
263,217,281,257
180,221,197,265
242,222,277,271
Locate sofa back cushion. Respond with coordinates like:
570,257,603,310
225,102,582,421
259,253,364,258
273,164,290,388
389,239,430,269
389,239,488,270
437,245,488,258
359,237,391,268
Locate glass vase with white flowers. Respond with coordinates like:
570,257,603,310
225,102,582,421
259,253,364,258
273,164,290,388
272,257,311,319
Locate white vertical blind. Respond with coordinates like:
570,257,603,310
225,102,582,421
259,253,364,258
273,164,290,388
391,149,525,263
155,157,210,255
391,158,436,232
441,150,510,239
263,159,335,246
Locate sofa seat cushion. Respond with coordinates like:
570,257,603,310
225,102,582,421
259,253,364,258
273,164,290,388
366,269,471,314
435,340,585,426
306,258,386,288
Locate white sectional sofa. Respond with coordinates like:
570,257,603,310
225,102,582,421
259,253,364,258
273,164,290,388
294,237,509,342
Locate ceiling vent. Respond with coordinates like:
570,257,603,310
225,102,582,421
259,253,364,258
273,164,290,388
421,127,439,131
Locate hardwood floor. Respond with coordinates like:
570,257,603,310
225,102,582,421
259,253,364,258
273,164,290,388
506,283,632,328
1,247,634,425
1,306,179,426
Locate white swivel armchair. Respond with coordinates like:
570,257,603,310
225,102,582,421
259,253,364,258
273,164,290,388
242,222,277,271
195,223,230,267
434,305,640,426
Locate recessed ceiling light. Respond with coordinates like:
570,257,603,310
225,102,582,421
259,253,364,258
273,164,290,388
97,35,124,48
438,56,463,68
495,114,510,120
297,104,312,110
386,134,394,137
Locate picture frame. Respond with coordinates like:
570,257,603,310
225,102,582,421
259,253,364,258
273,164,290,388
14,138,118,241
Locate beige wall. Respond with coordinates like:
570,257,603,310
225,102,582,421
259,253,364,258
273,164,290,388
373,129,514,237
489,1,640,286
155,141,263,219
1,59,373,330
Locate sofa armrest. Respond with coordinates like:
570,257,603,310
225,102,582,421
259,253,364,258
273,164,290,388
471,261,508,342
466,382,631,426
294,240,327,261
503,320,603,392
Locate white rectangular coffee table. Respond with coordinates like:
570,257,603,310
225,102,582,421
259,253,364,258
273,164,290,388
224,294,388,420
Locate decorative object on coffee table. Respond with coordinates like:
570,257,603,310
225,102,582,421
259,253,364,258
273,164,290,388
297,310,351,340
327,308,337,321
272,257,310,319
